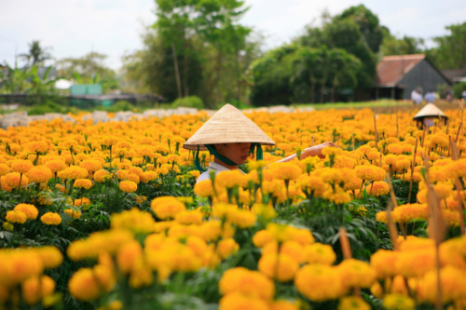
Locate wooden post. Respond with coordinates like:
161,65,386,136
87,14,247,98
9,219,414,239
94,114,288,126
386,172,407,238
408,139,419,204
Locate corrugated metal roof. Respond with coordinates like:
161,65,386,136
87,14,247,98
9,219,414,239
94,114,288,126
376,54,425,87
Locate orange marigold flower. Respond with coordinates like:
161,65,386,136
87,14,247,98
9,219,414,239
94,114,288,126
93,170,110,183
73,179,93,190
215,170,244,189
4,172,29,188
41,212,62,226
271,162,302,181
57,166,88,180
5,210,27,224
355,165,386,182
64,208,82,219
44,159,66,173
367,181,389,197
80,159,102,172
11,159,33,174
26,141,49,154
119,180,137,193
26,166,53,184
150,196,186,220
14,204,38,220
0,163,10,176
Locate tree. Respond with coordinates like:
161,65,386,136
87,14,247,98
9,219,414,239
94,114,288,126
333,4,384,53
0,61,31,103
19,40,53,66
26,66,59,105
327,49,361,102
428,22,466,69
380,27,425,56
323,18,376,88
55,52,119,92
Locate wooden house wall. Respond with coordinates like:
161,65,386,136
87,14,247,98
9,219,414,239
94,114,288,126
398,59,450,99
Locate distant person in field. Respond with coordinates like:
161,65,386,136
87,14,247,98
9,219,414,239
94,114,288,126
183,104,337,183
424,90,436,103
411,89,423,105
462,90,466,101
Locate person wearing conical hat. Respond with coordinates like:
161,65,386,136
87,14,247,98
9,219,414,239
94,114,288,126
183,104,337,183
413,103,448,128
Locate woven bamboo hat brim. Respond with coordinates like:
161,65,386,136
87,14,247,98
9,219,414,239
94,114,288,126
413,103,448,120
183,104,275,151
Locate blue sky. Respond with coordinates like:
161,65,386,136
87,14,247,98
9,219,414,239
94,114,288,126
1,0,465,70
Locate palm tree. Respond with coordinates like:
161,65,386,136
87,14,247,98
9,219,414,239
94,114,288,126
19,40,53,66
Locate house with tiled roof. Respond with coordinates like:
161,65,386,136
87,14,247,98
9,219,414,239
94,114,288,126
374,54,451,100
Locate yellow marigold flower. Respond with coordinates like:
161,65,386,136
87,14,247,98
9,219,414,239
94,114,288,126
150,196,186,220
68,268,101,301
370,249,399,279
215,170,244,189
80,159,102,172
338,296,371,310
194,179,216,197
262,240,305,263
323,186,351,204
40,212,62,226
140,171,158,183
64,208,82,219
217,238,239,259
266,223,298,243
303,243,336,265
26,166,53,184
337,258,377,289
21,275,55,306
74,197,91,208
219,267,275,300
44,159,66,173
73,179,93,189
253,230,274,248
320,168,344,184
294,264,344,301
5,210,27,224
396,159,411,171
93,169,110,183
258,254,299,282
11,159,33,174
355,165,385,181
227,209,257,228
26,141,49,154
219,292,269,310
126,173,140,184
57,166,88,180
119,180,137,193
13,203,38,220
111,208,154,233
36,246,63,269
367,181,389,197
4,172,29,188
250,203,276,219
0,163,10,176
321,146,343,157
298,175,327,196
391,204,428,223
175,210,203,225
270,162,302,181
269,300,299,310
382,294,415,310
116,240,143,274
2,222,13,231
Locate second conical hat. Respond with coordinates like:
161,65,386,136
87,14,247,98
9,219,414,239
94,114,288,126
183,104,275,151
413,103,448,120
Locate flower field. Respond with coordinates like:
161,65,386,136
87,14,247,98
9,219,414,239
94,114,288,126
0,107,466,310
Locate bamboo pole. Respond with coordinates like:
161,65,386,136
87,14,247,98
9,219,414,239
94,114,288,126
339,228,361,297
407,139,419,204
450,140,465,235
386,172,407,238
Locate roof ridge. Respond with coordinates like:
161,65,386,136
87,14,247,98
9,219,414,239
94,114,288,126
382,54,425,60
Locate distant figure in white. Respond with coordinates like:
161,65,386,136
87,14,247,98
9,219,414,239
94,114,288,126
411,89,423,105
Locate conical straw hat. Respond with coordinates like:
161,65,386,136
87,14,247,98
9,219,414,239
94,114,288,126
413,103,448,120
183,104,275,151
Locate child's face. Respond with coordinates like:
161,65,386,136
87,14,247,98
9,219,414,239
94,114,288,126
214,143,251,165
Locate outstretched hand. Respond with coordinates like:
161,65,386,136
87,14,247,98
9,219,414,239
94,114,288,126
300,141,339,159
275,141,339,163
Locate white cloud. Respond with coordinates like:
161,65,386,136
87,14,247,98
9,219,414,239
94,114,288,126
0,0,465,70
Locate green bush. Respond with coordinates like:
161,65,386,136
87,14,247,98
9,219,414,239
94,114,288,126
453,82,466,99
171,96,204,109
27,100,67,115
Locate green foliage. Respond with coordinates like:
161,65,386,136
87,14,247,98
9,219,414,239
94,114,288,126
172,96,204,109
18,40,53,66
55,52,119,93
380,27,425,56
429,22,466,70
453,82,466,99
